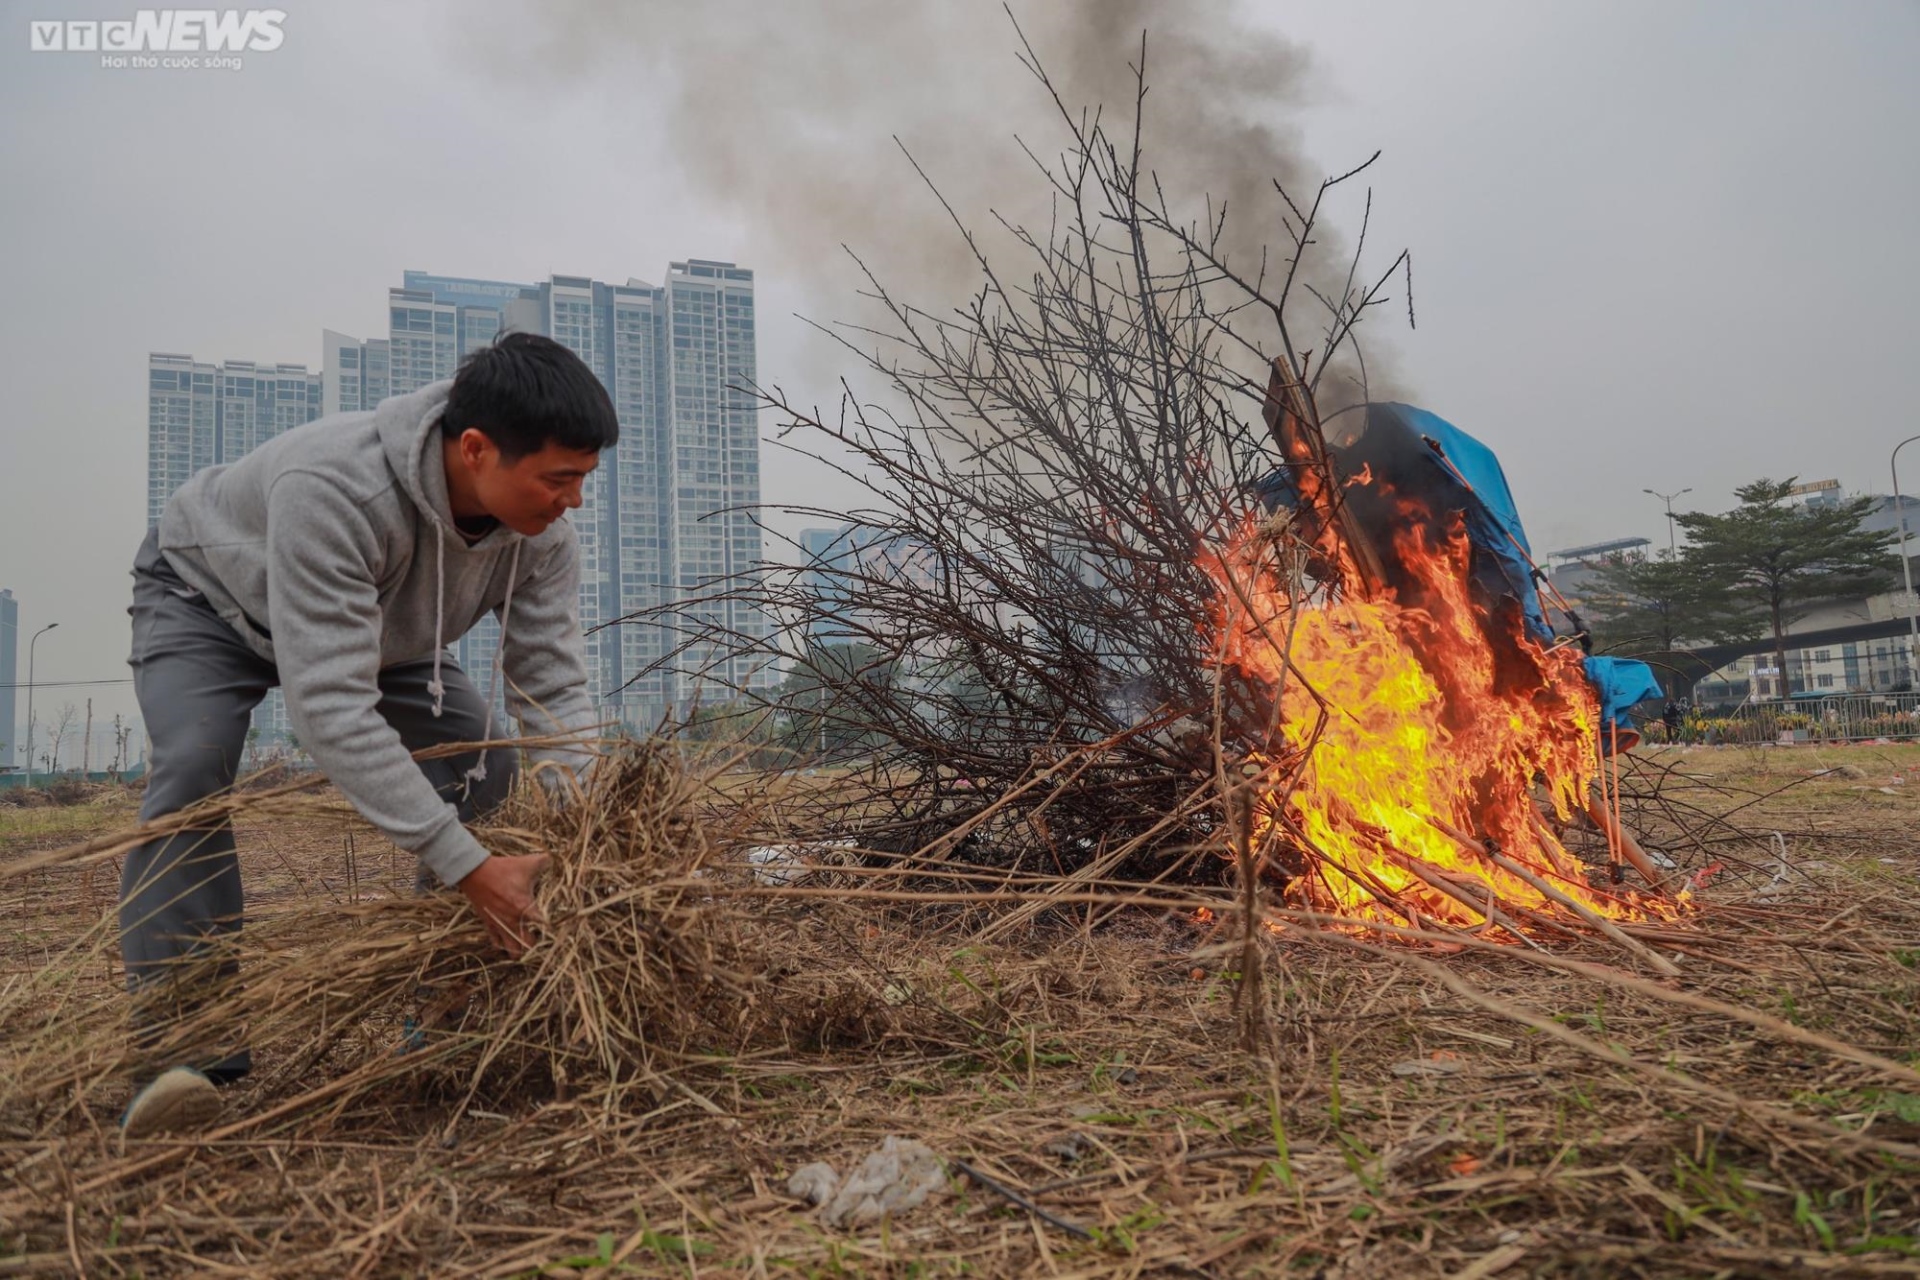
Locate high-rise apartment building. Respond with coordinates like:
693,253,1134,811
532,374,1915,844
1,589,17,769
320,329,389,415
661,261,771,713
146,354,324,742
798,525,870,646
145,356,216,526
147,355,324,525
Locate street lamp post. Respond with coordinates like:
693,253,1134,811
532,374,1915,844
1891,435,1920,684
24,622,58,786
1643,487,1693,558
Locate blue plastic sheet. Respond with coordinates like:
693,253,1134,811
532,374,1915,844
1584,655,1665,750
1256,403,1666,755
1376,403,1550,645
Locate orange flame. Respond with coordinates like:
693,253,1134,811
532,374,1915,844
1200,511,1670,932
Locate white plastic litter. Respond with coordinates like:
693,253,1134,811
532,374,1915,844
786,1162,840,1207
785,1136,947,1227
744,839,856,886
1760,831,1792,896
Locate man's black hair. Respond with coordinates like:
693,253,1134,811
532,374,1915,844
443,331,619,459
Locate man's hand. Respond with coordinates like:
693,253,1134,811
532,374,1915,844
456,854,548,957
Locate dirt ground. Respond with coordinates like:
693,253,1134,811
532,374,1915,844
2,745,1919,1278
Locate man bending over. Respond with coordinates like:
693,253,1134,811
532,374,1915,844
119,332,613,1136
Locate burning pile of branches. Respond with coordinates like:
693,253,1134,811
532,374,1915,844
631,50,1407,876
1198,393,1681,940
633,51,1680,943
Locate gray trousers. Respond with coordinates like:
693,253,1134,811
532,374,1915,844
121,529,515,1076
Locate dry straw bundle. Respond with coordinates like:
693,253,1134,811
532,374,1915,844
0,744,902,1141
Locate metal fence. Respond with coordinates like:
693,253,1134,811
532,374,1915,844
1699,693,1920,745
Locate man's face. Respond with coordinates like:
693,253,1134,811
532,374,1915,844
456,428,601,536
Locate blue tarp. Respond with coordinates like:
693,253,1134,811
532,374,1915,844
1383,403,1550,645
1258,403,1664,753
1584,656,1665,747
1388,405,1664,752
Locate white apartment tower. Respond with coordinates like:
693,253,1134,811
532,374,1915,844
145,353,325,742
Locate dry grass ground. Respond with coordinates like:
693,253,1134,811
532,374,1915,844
2,746,1918,1278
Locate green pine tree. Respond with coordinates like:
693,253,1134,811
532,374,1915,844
1673,479,1900,696
1583,550,1761,654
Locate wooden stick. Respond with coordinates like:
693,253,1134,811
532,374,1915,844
1584,793,1666,890
1424,814,1495,861
950,1159,1094,1240
1482,848,1681,976
1233,782,1266,1051
1423,813,1678,973
1307,850,1461,944
1379,846,1541,950
1526,808,1586,881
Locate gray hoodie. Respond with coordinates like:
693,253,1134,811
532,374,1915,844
156,379,598,886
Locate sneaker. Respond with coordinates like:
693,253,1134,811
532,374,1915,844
121,1066,222,1139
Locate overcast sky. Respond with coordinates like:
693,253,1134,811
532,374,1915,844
2,0,1916,736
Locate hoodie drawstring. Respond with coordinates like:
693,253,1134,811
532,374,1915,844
463,539,521,786
427,522,448,717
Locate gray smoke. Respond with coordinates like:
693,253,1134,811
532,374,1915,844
468,0,1402,397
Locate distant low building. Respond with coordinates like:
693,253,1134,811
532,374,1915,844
1541,492,1920,704
1541,536,1651,612
1856,492,1920,547
1707,490,1920,701
1693,590,1915,703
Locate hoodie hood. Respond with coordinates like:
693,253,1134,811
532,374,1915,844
377,379,463,534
